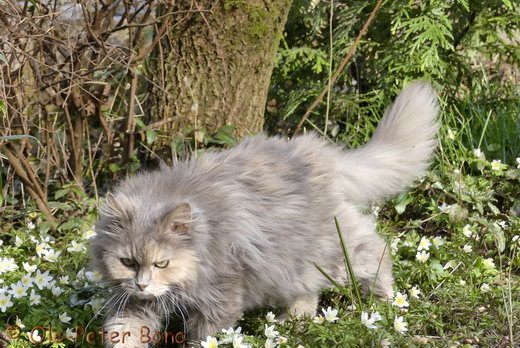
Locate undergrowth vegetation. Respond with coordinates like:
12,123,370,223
1,0,519,347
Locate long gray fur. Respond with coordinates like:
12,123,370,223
90,81,439,346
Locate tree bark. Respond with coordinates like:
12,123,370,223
150,0,293,141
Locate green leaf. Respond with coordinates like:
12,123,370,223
394,192,412,215
39,221,52,234
108,163,119,173
48,202,74,211
487,202,500,215
0,134,40,143
54,189,69,200
145,129,157,145
448,204,468,223
501,0,513,10
213,126,237,146
490,224,506,252
59,219,80,231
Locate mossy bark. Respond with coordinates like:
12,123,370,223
149,0,292,141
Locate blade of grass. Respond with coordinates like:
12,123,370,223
334,216,363,308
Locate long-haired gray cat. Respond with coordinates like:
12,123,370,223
90,82,438,346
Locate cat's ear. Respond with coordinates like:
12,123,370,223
162,203,192,234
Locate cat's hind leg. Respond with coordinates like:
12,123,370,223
336,204,394,300
278,293,319,322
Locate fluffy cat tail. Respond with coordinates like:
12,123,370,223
338,82,439,206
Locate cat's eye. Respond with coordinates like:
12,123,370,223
120,258,136,267
155,260,169,269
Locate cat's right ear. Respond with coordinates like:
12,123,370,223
162,203,192,234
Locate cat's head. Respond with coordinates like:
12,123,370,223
90,192,202,300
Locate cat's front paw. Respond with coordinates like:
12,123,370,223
103,321,150,348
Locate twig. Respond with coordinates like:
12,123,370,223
293,0,383,135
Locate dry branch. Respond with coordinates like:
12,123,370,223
293,0,384,135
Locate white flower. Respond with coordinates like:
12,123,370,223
66,327,77,341
47,280,56,289
86,271,103,282
264,324,279,339
276,336,287,344
222,327,242,335
516,157,520,169
394,316,408,334
16,316,25,328
482,258,495,268
233,335,247,348
417,237,431,251
443,260,457,270
59,312,71,324
512,235,519,243
380,338,391,347
361,311,382,329
23,262,37,273
266,311,277,323
313,315,325,324
0,240,3,247
59,276,70,285
322,306,339,322
15,236,23,247
33,269,53,290
463,244,472,253
490,159,502,170
415,251,430,263
0,257,17,274
447,128,456,140
473,148,484,159
462,224,473,238
459,280,467,286
86,297,105,313
52,286,64,296
432,236,444,247
30,329,43,343
0,293,14,312
409,286,421,299
392,292,409,307
438,203,450,213
309,0,321,10
264,339,276,348
27,221,36,230
43,248,61,262
10,281,29,298
67,240,86,252
35,242,49,257
84,229,96,239
480,283,490,292
390,238,400,254
29,289,41,304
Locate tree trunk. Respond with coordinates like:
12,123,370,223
149,0,292,142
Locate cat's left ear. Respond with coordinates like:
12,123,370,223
162,203,192,234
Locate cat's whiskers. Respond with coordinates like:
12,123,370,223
156,294,170,334
164,291,189,335
115,292,130,321
84,286,124,334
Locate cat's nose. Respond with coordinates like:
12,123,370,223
137,283,148,291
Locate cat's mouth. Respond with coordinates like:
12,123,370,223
133,290,156,300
